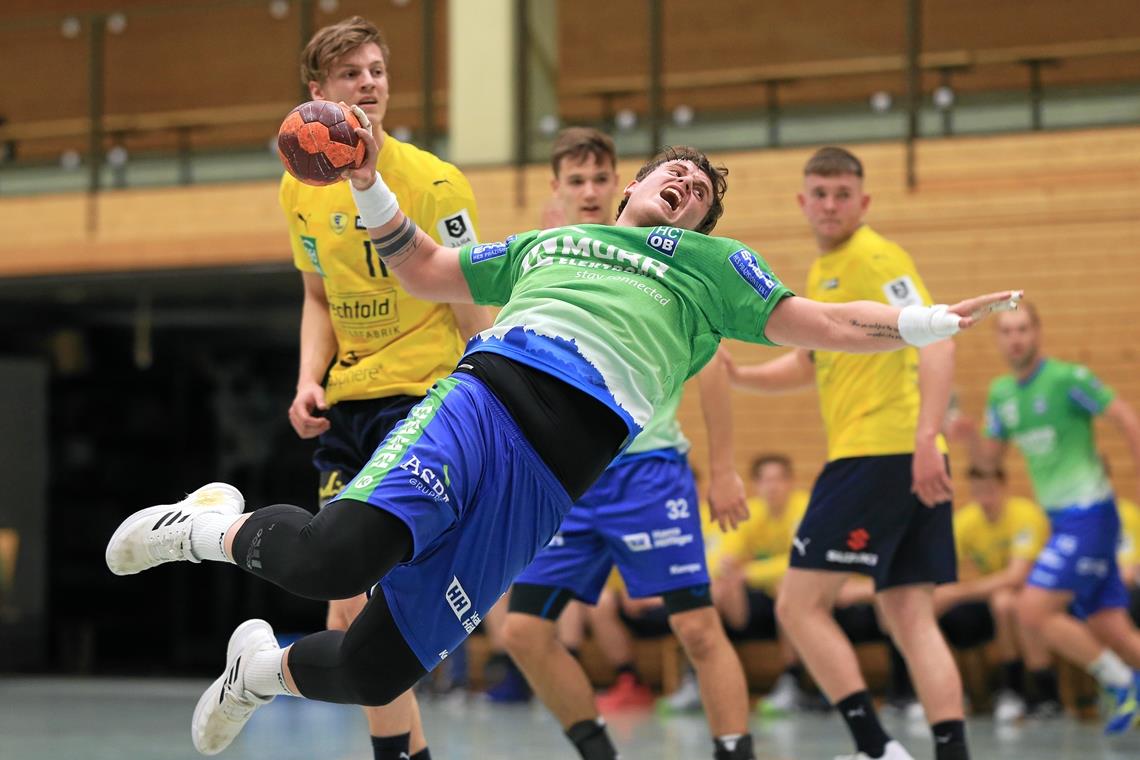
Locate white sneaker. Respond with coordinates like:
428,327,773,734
662,671,703,712
834,740,915,760
903,700,925,722
763,672,803,713
105,483,243,575
993,689,1026,722
191,619,278,755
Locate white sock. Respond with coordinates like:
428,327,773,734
1087,649,1132,689
190,512,241,564
243,648,296,698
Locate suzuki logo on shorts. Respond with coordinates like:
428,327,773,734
847,528,870,551
445,576,472,619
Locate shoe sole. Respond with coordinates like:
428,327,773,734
105,483,243,576
192,619,275,756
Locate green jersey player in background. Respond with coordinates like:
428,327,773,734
979,303,1140,735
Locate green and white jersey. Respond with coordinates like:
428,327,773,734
458,224,793,449
985,358,1116,511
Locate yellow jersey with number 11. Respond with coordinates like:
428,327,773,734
280,133,479,405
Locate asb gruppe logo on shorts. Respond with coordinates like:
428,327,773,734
729,249,778,300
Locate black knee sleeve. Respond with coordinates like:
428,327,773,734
663,583,712,615
289,593,427,705
508,583,576,620
230,499,411,601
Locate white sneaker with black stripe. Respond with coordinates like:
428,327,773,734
105,483,243,575
192,619,278,755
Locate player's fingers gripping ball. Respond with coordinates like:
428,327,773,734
277,100,367,186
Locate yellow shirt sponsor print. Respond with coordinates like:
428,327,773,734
953,497,1049,575
280,134,480,404
806,225,946,460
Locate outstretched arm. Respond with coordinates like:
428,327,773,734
763,292,1020,353
344,109,473,303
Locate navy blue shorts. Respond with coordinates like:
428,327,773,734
335,374,573,671
788,454,956,590
514,453,709,602
1028,500,1129,619
313,395,422,506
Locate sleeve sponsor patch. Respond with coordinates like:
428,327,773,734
728,249,779,300
882,275,922,307
437,209,477,247
470,241,508,264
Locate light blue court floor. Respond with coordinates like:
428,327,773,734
3,678,1140,759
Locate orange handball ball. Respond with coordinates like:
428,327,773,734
277,100,367,186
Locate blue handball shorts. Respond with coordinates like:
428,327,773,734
1028,499,1129,619
334,373,573,671
313,395,423,506
514,452,709,602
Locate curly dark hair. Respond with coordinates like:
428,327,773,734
616,146,728,234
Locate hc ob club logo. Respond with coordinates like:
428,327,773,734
646,226,683,257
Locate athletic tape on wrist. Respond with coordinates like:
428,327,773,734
898,304,960,347
350,171,400,229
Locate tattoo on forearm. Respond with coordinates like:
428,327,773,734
849,319,902,340
371,217,420,264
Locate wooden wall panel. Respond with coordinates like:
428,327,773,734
2,125,1139,503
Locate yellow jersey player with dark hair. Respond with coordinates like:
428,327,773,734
280,15,491,760
723,146,968,760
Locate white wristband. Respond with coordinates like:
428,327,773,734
350,171,400,229
897,304,961,347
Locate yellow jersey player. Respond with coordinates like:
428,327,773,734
935,468,1055,720
280,17,490,760
723,147,967,760
711,454,810,713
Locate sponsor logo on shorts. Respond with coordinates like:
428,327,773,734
1030,569,1057,586
792,537,811,557
400,454,451,503
826,549,879,567
651,527,694,549
548,532,565,547
1036,548,1065,569
623,532,653,552
846,528,870,551
728,249,780,300
669,563,702,576
1055,534,1079,556
1076,557,1110,577
446,576,472,619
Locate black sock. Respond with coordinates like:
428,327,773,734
836,691,890,758
566,718,618,760
713,733,755,760
371,733,410,760
932,719,969,760
999,660,1025,695
410,750,431,760
1030,668,1060,704
615,662,639,680
786,663,806,681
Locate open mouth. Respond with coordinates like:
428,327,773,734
660,186,683,212
357,97,379,107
